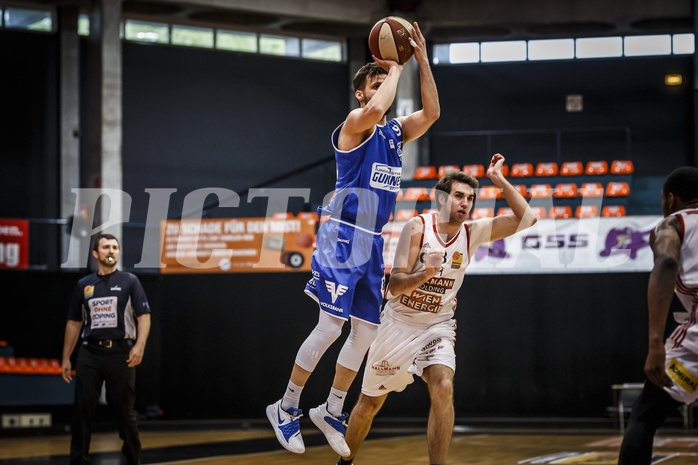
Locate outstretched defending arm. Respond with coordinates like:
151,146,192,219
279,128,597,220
487,153,537,241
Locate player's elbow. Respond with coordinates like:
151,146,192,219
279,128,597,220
517,210,537,229
424,105,440,123
363,101,390,122
653,255,679,274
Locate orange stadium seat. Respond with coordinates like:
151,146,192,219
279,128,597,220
528,184,553,199
501,164,509,176
575,205,599,218
462,164,485,178
605,181,631,197
585,160,609,175
0,356,10,373
602,205,627,217
478,185,501,200
15,357,30,374
579,182,605,197
413,165,438,180
510,162,533,177
610,160,634,175
395,208,418,221
553,183,578,198
549,206,573,219
471,207,494,219
535,162,559,177
560,161,583,176
531,206,547,219
497,207,513,216
403,186,431,202
438,165,460,177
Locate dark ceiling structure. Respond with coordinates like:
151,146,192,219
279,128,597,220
36,0,694,42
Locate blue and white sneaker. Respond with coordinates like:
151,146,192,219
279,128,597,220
266,399,305,454
309,403,351,457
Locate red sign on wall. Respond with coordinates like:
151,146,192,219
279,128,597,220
0,219,29,270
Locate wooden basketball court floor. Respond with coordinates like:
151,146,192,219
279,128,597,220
1,419,697,465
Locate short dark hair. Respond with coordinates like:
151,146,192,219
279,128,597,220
352,62,388,92
92,233,120,252
663,166,698,203
434,170,479,206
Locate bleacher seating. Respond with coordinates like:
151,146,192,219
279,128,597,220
0,356,62,375
610,160,634,175
403,186,432,202
438,165,460,177
478,185,501,200
605,181,631,197
560,161,583,176
585,160,609,175
529,184,553,199
554,183,578,198
510,162,534,177
602,205,627,217
531,206,547,218
395,208,418,221
535,162,558,177
462,164,485,178
579,182,605,197
576,205,599,218
413,165,438,180
398,158,635,218
550,206,573,219
471,207,494,219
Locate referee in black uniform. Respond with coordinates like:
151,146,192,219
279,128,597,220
61,233,152,465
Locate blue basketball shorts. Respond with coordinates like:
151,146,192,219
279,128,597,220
304,219,386,325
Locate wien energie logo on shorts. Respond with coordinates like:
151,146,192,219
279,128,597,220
369,163,401,193
668,358,698,393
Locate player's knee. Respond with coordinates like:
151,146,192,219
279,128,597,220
429,376,454,400
356,393,384,416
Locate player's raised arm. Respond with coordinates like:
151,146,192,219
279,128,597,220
487,153,537,241
398,22,440,144
339,59,403,152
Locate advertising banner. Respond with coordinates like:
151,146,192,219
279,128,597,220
0,219,29,270
382,216,660,274
160,217,316,274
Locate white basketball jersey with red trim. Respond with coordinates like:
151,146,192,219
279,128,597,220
667,207,698,352
384,213,471,327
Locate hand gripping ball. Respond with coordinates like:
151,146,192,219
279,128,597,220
368,16,415,65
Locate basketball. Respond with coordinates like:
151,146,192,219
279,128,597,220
368,16,415,65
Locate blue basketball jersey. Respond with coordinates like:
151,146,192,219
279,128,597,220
324,119,403,233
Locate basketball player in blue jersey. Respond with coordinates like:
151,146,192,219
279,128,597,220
618,166,698,465
334,154,537,465
267,21,440,456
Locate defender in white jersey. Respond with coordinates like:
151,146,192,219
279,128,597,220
336,154,537,465
619,166,698,465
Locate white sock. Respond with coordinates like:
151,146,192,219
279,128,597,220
326,387,347,416
281,381,303,411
